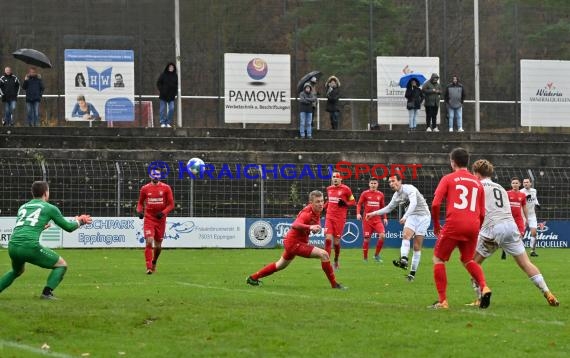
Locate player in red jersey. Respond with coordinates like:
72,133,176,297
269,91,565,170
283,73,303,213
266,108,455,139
430,147,492,309
246,190,346,289
324,171,355,270
507,177,528,236
136,168,174,274
356,177,388,262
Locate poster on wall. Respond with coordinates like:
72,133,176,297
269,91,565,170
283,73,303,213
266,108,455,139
224,53,291,124
64,49,135,122
376,56,440,127
521,60,570,127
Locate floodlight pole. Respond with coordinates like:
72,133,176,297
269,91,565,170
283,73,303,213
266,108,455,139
175,0,183,127
474,0,481,132
425,0,429,56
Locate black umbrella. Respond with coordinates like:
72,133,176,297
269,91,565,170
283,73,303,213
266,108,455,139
296,70,322,94
12,48,53,68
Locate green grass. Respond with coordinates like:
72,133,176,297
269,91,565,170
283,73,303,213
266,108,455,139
0,248,568,357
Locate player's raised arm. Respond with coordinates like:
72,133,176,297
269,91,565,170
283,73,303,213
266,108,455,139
48,204,91,232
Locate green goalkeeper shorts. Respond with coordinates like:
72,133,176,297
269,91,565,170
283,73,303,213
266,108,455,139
8,243,60,269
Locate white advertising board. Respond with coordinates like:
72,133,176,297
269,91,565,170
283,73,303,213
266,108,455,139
224,53,291,123
376,56,440,126
64,49,135,122
521,60,570,127
1,217,64,249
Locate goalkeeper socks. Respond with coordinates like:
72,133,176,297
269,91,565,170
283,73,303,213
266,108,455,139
433,262,447,302
400,240,410,258
321,261,337,287
375,238,384,256
0,270,18,292
363,240,369,259
324,239,332,255
465,261,487,289
144,246,153,269
46,266,67,290
411,250,421,273
334,243,340,261
252,263,277,280
530,274,549,293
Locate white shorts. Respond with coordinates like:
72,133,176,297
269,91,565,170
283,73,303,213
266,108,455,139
404,214,431,237
477,221,525,258
527,215,537,229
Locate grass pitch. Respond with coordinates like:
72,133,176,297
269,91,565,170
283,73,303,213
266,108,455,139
0,248,567,357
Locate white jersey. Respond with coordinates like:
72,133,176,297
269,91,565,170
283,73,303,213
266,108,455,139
480,178,514,236
372,184,430,219
520,187,539,217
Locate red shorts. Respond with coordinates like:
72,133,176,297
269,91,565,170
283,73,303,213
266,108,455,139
362,219,385,238
283,239,315,260
434,237,477,263
144,219,166,241
325,217,345,238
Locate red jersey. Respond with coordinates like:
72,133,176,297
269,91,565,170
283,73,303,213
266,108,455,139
357,189,387,223
325,184,355,221
507,190,526,233
432,168,485,241
285,204,321,244
137,181,175,220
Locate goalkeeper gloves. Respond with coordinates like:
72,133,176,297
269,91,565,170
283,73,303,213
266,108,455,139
337,199,347,207
155,212,164,219
137,212,144,219
76,214,92,226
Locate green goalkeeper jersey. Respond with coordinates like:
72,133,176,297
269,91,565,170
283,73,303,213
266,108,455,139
10,199,79,246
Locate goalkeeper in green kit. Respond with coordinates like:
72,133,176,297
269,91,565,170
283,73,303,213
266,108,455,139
0,181,92,299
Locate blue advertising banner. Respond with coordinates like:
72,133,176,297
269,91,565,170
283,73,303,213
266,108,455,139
246,218,569,249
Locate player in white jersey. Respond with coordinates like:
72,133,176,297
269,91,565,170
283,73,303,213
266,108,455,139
521,178,540,257
469,160,559,306
367,174,431,281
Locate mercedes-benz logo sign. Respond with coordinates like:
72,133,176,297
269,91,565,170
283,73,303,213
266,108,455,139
341,222,359,244
249,220,274,247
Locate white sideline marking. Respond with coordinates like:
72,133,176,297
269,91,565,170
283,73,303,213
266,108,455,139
0,340,74,358
176,281,566,327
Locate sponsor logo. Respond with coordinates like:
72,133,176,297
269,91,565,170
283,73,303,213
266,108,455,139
341,222,359,244
248,220,273,247
246,58,268,81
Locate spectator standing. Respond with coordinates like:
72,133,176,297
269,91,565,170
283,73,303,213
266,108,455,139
156,62,178,128
422,73,441,132
299,82,316,139
404,79,423,131
0,67,20,126
22,67,44,127
444,75,465,132
325,76,341,129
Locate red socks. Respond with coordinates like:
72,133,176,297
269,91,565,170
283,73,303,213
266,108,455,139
333,243,340,261
433,262,447,303
363,240,369,259
375,238,384,256
465,261,487,289
324,239,332,255
321,261,337,287
144,246,153,269
251,263,277,280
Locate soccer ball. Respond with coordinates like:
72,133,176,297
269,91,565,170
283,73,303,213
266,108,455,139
187,157,205,176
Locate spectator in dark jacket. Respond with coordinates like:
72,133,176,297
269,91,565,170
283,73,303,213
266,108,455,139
156,62,178,128
405,79,424,131
422,73,442,132
444,75,465,132
0,67,20,126
325,76,341,129
299,83,317,139
22,67,44,127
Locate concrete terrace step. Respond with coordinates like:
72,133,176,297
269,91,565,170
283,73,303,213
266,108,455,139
1,148,567,167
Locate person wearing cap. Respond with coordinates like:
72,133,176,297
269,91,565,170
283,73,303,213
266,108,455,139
422,73,442,132
298,82,317,139
325,76,341,129
444,75,465,132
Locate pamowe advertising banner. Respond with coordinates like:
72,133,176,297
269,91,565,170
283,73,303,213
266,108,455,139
376,56,440,127
520,60,570,127
64,49,135,122
224,53,291,123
